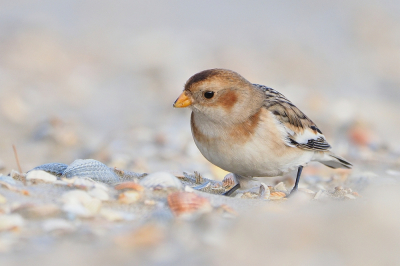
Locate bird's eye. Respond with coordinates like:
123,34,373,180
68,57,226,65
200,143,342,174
204,91,214,99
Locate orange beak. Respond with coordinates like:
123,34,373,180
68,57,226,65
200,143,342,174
173,91,192,108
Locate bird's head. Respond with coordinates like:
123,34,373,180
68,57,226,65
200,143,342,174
173,69,264,124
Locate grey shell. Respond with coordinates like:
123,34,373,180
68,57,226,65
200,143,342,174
27,163,69,177
62,159,120,184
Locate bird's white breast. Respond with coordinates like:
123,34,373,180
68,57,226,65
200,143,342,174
191,109,314,177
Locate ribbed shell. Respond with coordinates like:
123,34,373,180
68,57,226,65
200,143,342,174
62,159,120,185
27,163,68,177
167,192,211,216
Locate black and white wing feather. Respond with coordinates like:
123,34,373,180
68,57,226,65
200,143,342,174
253,84,331,151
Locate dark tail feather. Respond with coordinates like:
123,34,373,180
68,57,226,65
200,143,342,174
319,152,352,169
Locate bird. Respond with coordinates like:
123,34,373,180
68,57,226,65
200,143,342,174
173,69,352,196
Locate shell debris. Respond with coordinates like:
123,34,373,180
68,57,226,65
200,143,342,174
167,192,212,217
26,170,57,183
118,191,141,204
140,172,183,190
114,182,144,192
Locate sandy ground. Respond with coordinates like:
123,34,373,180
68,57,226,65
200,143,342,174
1,1,400,265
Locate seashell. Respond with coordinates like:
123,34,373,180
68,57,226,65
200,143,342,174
0,175,17,185
42,219,75,233
62,159,120,185
0,214,24,231
167,192,212,216
139,172,183,190
14,203,61,219
192,181,211,191
27,163,68,177
241,192,260,199
274,182,287,192
60,177,110,191
118,191,141,204
26,170,57,183
61,190,102,217
114,182,144,192
269,191,286,200
261,183,270,199
88,188,110,201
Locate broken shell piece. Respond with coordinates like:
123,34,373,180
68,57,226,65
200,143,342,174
114,182,144,192
88,188,110,201
0,175,17,185
118,191,141,204
27,163,68,177
274,182,287,192
61,190,102,217
261,183,270,199
139,172,182,190
269,191,287,200
0,214,24,231
63,159,120,185
14,204,61,219
42,219,75,233
298,188,315,194
167,192,212,216
26,170,57,183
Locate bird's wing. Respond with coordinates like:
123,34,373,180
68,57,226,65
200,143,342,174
253,84,331,151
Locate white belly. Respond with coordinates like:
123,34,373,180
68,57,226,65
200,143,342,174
191,110,314,177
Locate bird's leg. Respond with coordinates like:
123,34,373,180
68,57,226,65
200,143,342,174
223,183,240,196
289,165,303,195
222,173,240,196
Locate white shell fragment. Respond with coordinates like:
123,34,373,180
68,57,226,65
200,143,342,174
274,182,287,192
0,214,25,231
61,190,102,217
42,219,75,233
88,188,110,201
139,172,183,189
26,170,57,183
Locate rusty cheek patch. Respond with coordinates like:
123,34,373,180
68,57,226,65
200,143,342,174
229,108,262,143
218,90,238,110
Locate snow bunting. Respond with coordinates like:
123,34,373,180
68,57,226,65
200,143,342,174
174,69,352,196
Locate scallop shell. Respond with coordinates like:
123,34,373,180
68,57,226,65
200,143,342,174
139,172,182,189
167,192,212,216
62,159,120,185
27,163,68,177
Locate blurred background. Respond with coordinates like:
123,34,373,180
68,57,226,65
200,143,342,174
1,0,399,177
1,0,400,264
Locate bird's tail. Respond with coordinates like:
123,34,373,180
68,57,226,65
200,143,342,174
317,151,352,169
